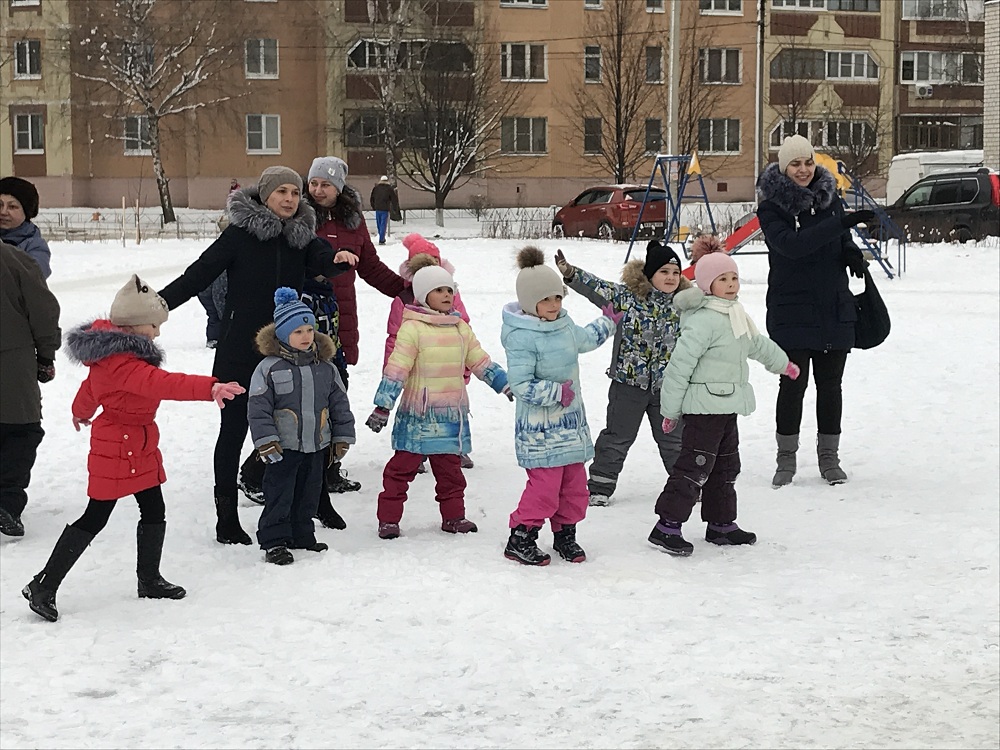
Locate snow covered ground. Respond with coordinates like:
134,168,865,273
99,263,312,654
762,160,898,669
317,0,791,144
1,222,998,749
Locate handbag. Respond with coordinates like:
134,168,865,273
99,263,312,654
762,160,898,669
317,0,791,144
853,269,890,350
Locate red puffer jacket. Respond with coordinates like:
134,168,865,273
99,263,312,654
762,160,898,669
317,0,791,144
312,187,404,365
66,319,217,500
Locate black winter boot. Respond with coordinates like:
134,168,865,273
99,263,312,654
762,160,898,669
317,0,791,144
22,525,94,622
136,522,186,599
705,522,757,546
238,453,265,505
265,546,294,565
315,489,347,530
326,462,361,494
552,524,586,563
648,521,694,557
215,494,252,545
504,525,551,566
0,506,25,537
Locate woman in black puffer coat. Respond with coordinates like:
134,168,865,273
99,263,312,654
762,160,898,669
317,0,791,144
756,135,872,488
158,166,354,544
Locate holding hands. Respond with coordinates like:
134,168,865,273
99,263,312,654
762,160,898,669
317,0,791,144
601,304,624,326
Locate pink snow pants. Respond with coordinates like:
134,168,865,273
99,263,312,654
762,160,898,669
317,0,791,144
509,463,588,532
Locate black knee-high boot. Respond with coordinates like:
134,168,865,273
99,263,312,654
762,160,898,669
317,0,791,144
22,525,94,622
136,522,186,600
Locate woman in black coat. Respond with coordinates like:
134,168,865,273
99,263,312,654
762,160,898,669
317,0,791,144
756,136,872,488
158,166,355,544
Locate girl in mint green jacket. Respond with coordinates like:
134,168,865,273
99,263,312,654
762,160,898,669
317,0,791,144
648,249,800,557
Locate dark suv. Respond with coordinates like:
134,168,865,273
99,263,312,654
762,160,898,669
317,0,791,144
882,168,1000,243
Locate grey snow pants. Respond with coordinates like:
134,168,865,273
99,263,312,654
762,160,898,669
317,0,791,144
587,380,684,497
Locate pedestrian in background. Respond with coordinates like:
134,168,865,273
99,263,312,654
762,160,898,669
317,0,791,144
369,175,399,246
0,176,52,279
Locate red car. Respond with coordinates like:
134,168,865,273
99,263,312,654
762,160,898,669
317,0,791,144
552,184,667,241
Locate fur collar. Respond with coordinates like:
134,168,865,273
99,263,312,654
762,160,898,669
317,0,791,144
620,259,691,300
398,254,456,282
757,163,837,215
65,319,164,367
227,187,317,249
673,286,707,313
254,323,336,362
309,185,364,231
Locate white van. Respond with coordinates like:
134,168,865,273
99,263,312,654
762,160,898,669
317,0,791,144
886,150,984,204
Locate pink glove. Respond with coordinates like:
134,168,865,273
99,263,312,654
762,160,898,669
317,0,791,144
661,417,678,434
783,362,801,381
601,304,624,325
559,381,575,408
212,381,246,408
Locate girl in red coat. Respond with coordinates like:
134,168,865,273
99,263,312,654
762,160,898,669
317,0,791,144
23,275,245,622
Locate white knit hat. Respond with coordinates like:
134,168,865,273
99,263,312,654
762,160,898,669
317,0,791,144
412,265,455,309
110,274,169,327
777,134,815,172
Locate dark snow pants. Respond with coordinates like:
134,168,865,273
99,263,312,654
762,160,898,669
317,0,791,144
587,381,684,497
654,413,740,525
257,449,324,550
0,422,44,518
776,349,848,436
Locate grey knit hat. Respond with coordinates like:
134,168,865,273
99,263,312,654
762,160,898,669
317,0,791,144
307,157,348,193
258,166,302,203
110,274,169,327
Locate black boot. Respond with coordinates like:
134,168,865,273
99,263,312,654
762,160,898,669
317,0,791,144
552,524,586,562
136,522,186,599
648,521,694,557
705,523,757,546
326,462,361,494
238,453,265,505
22,525,94,622
504,524,551,566
0,506,25,537
215,494,252,545
315,488,347,530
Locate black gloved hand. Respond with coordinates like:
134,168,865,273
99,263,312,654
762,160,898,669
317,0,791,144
37,357,55,383
842,209,877,229
844,247,868,279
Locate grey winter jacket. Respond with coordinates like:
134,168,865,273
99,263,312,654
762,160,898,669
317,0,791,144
247,324,355,455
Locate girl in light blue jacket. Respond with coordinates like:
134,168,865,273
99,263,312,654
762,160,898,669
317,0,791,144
500,247,619,566
649,248,800,557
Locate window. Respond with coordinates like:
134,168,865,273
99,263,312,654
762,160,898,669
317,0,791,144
770,48,826,80
500,0,547,6
698,118,740,153
901,0,985,21
11,0,42,6
900,51,983,84
584,45,601,82
124,115,151,154
897,115,983,151
700,0,742,11
930,178,980,205
348,40,386,70
769,119,876,149
501,44,546,81
826,51,878,80
584,0,603,6
14,114,44,153
645,119,662,153
122,41,154,78
345,112,385,147
501,117,547,154
14,40,41,79
772,0,823,7
246,114,280,153
902,183,933,207
827,0,880,10
245,39,278,78
700,48,740,83
646,0,665,11
584,118,602,153
645,46,663,83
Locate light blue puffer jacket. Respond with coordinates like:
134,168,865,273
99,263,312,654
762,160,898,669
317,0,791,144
500,301,615,469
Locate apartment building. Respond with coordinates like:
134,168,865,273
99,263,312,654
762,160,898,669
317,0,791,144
985,0,999,170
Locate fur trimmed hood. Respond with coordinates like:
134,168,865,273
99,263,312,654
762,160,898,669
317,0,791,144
757,163,837,215
65,319,164,367
398,254,457,283
673,286,707,313
254,322,337,362
227,186,318,249
310,185,365,231
620,259,691,300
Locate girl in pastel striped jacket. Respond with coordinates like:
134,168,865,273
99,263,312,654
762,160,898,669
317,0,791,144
365,264,511,540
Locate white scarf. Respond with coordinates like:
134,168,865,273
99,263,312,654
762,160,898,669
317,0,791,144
703,296,759,340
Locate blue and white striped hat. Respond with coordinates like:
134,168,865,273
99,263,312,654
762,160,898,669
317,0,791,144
273,287,315,343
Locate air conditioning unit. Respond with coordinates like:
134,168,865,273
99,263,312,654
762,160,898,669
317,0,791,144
915,84,934,99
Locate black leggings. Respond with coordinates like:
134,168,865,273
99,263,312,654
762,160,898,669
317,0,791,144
71,486,166,536
214,388,251,499
776,349,849,436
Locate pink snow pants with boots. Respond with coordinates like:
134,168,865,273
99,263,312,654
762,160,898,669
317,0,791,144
509,463,588,531
377,450,466,523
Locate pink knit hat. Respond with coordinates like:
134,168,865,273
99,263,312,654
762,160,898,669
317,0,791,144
402,233,440,261
694,249,738,293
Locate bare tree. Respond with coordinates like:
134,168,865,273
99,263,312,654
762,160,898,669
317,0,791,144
395,24,523,226
820,75,893,179
563,0,664,183
71,0,246,223
766,37,824,149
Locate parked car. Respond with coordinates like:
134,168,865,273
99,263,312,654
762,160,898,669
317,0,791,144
552,185,667,241
880,168,1000,243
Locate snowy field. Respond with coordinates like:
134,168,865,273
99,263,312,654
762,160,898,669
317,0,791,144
1,220,998,749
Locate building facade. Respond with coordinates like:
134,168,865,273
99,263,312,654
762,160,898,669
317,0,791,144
980,0,998,170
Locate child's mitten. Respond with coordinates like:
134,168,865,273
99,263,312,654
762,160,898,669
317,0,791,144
783,362,801,380
559,381,575,408
601,304,624,325
366,407,390,433
258,441,283,464
554,249,575,280
328,442,350,466
36,357,55,383
661,417,678,434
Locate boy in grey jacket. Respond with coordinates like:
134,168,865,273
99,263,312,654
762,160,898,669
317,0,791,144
248,288,355,565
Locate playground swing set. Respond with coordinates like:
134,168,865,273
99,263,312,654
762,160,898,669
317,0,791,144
624,152,906,280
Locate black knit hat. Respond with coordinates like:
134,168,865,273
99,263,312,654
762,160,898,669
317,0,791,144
0,176,40,220
642,240,682,280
